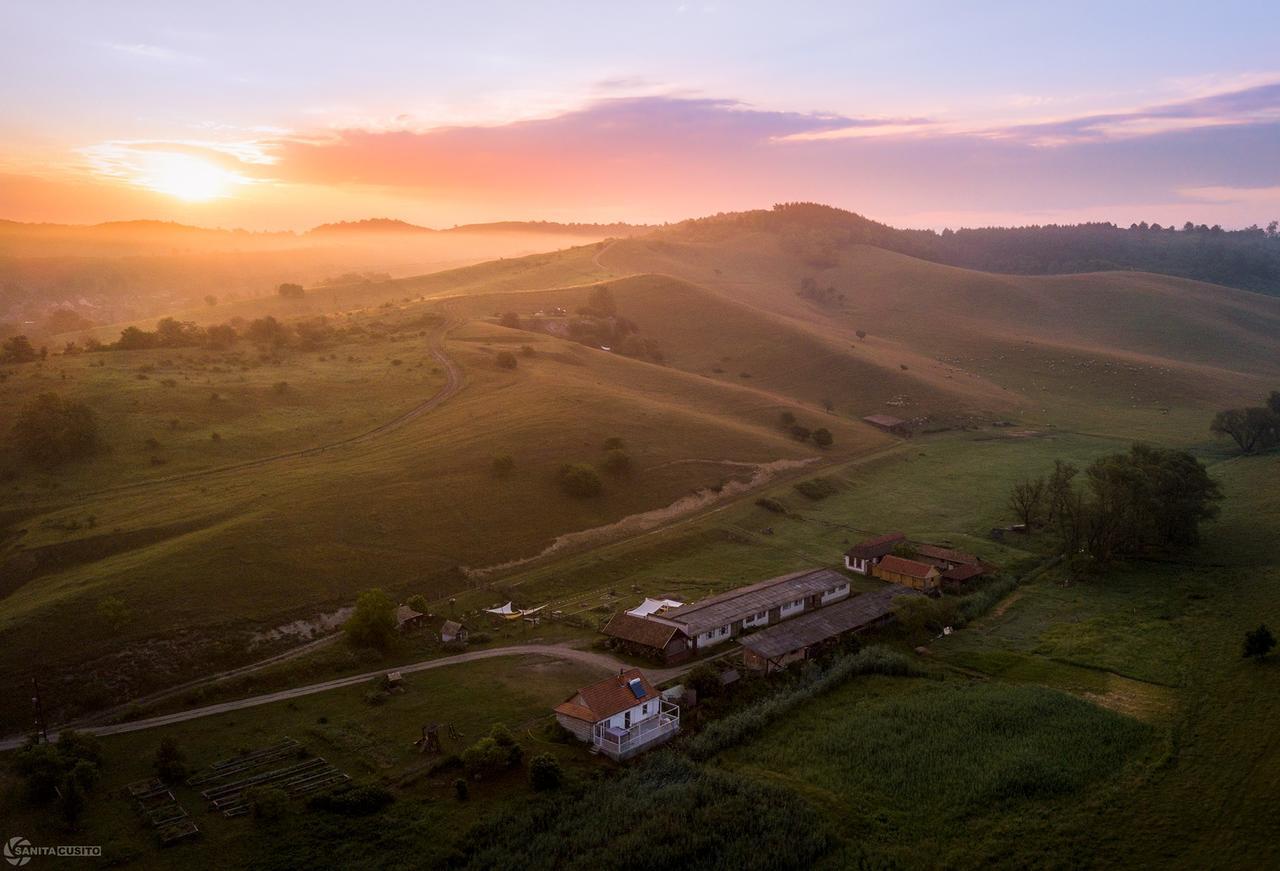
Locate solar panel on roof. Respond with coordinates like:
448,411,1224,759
627,677,646,699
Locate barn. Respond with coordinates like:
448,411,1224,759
873,554,943,593
740,585,924,672
862,414,911,436
602,612,692,664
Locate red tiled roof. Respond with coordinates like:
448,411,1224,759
602,613,684,649
876,554,940,580
554,668,659,723
942,563,988,583
845,532,906,560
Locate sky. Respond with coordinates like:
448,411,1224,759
2,0,1279,230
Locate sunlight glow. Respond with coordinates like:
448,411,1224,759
131,152,247,201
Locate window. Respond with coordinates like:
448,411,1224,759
642,703,648,715
719,626,729,637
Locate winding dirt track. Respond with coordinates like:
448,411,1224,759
0,644,681,751
35,342,463,503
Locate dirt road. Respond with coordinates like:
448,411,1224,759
0,644,681,751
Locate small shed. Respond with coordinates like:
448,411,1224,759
873,554,942,594
396,604,426,631
440,620,468,644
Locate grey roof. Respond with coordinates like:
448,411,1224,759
662,568,849,635
739,585,924,660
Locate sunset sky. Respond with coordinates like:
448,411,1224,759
3,1,1278,230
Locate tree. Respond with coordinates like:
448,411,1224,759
1045,460,1079,526
855,330,867,341
345,588,397,651
1008,476,1046,529
1211,407,1277,454
462,737,509,778
821,398,834,412
205,324,237,350
602,436,625,450
204,294,218,306
114,326,156,351
1,334,38,363
499,312,521,329
528,754,562,791
811,428,833,448
277,282,305,299
778,411,796,427
1243,624,1276,661
13,393,100,467
246,316,290,348
558,463,602,497
492,454,515,478
406,594,430,615
495,351,517,369
153,737,187,783
789,424,811,441
686,662,721,700
586,285,616,317
59,775,86,829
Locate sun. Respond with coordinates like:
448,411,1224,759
134,152,246,201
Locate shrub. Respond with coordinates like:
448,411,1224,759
153,737,187,783
308,783,394,815
454,778,469,801
468,631,492,644
277,282,305,299
521,344,536,357
97,595,131,633
499,312,521,329
246,785,289,821
686,662,722,701
755,497,787,513
407,594,430,614
492,454,515,478
528,754,563,791
1244,624,1276,661
794,477,838,500
812,428,833,448
12,393,100,467
602,436,625,450
558,463,603,497
789,425,811,441
461,738,508,778
496,351,518,369
601,449,631,475
779,411,796,427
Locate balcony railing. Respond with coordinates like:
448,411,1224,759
593,700,680,760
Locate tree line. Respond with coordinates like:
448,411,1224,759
1008,443,1222,566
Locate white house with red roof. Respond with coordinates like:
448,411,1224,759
554,668,679,760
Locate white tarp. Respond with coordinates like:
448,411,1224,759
485,602,517,616
484,602,548,620
626,598,684,618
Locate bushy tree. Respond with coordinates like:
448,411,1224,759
345,588,397,650
811,428,833,448
13,393,100,467
246,316,290,347
1243,624,1276,661
277,282,306,299
499,312,521,329
585,285,616,317
1008,476,1046,529
2,334,39,363
528,753,562,791
558,463,602,497
97,596,131,633
496,351,518,369
1211,407,1279,454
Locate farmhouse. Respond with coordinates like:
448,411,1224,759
873,554,943,593
602,612,692,664
659,567,852,651
862,414,911,436
844,532,906,574
554,668,679,760
740,585,924,672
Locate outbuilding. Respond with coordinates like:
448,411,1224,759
602,612,692,664
873,554,943,594
844,532,906,574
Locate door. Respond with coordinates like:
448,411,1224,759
624,710,631,729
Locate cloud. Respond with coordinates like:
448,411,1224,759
101,42,201,63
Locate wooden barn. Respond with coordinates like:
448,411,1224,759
439,620,468,643
602,612,692,664
395,604,426,631
740,586,924,672
873,554,942,593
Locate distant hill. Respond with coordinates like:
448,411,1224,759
669,203,1280,297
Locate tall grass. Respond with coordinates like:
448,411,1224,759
737,682,1150,812
686,645,922,761
456,754,834,870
